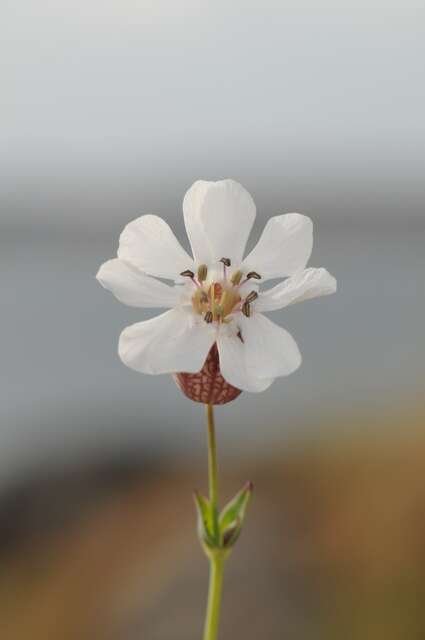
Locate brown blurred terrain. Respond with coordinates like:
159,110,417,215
1,409,424,640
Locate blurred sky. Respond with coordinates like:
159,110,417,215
1,2,424,484
3,1,425,226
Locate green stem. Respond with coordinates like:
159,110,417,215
203,552,225,640
206,403,219,538
203,404,225,640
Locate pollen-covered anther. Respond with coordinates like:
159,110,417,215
242,301,251,317
245,290,258,304
197,264,208,282
204,311,213,323
180,269,195,278
230,270,243,286
220,257,231,267
246,271,262,280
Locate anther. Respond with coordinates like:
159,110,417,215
242,301,251,317
246,271,262,280
230,270,243,286
204,311,213,323
180,269,195,278
197,264,208,282
245,290,258,304
200,291,209,304
220,257,231,267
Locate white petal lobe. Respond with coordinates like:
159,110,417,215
239,313,301,378
183,181,213,265
118,214,194,280
242,213,313,280
217,331,274,393
183,179,256,266
119,308,215,375
256,268,337,312
96,259,184,308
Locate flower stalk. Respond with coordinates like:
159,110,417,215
203,403,224,640
199,404,254,640
203,549,225,640
207,404,219,537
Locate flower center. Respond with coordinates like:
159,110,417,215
180,259,261,324
192,281,241,323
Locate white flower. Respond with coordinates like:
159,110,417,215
96,179,336,395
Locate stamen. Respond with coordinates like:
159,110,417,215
204,311,213,323
220,257,231,282
245,290,258,304
242,301,251,317
210,282,216,313
246,271,262,280
197,264,208,282
180,269,195,278
230,270,243,286
200,291,209,304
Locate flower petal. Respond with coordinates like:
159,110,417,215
118,214,194,281
256,268,337,313
183,179,256,266
119,308,215,375
217,329,274,393
96,258,184,308
183,181,212,266
238,313,301,378
242,213,313,281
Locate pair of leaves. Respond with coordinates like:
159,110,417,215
194,481,253,551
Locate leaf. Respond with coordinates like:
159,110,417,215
193,491,216,548
219,481,253,542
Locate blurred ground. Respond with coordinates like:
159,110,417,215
1,409,424,640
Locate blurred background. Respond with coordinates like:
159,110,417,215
1,2,424,638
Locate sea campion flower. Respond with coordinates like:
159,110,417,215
96,179,336,640
97,179,336,402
